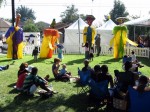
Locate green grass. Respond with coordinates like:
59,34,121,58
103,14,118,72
0,54,150,112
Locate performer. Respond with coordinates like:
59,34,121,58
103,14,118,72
83,15,96,51
40,19,60,58
5,14,23,59
110,17,138,59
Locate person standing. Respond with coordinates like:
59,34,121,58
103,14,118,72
32,47,38,61
95,34,101,56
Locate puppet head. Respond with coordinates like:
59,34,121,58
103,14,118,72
85,15,95,26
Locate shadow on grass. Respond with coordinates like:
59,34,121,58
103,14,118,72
137,57,150,67
1,92,90,112
7,83,16,88
0,59,12,63
26,58,47,65
66,58,84,65
99,58,121,64
9,89,20,94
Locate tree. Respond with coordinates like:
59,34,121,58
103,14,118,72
35,21,49,32
109,0,129,24
0,0,4,7
16,5,36,22
60,5,86,24
23,19,39,32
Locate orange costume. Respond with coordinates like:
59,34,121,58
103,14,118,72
39,29,59,58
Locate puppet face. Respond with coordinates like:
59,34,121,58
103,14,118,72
87,19,93,26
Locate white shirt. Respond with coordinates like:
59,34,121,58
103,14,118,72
131,54,137,62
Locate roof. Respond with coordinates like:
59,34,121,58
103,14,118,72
55,22,70,30
0,18,11,28
124,16,150,26
66,18,88,29
97,19,116,31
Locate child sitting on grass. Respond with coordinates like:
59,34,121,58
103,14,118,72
59,64,71,76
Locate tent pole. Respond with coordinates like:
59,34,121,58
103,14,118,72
78,17,81,54
134,26,136,41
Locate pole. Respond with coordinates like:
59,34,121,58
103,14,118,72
78,17,81,53
134,26,136,41
11,0,15,26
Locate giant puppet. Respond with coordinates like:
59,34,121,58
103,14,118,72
5,14,23,59
110,17,138,59
83,15,96,50
40,19,60,58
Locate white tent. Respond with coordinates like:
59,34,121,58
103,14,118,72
124,16,150,41
64,18,88,53
97,19,116,46
124,16,150,26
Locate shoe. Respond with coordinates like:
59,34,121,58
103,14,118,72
139,65,144,68
6,65,9,69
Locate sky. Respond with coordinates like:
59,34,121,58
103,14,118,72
0,0,150,24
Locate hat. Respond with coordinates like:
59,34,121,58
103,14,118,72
25,65,34,72
115,17,128,22
85,15,95,21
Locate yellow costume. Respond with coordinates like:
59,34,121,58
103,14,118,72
110,25,138,59
40,29,59,58
5,14,23,59
83,26,96,46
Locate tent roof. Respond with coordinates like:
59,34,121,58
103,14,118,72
124,16,150,26
97,19,116,30
66,18,88,29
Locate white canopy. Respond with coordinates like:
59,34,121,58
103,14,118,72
124,16,150,26
64,18,88,53
97,19,116,46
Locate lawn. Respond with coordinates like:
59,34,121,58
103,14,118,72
0,54,150,112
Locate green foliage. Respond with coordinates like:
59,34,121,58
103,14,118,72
35,21,49,32
23,19,39,32
60,5,78,24
16,5,36,22
60,5,86,24
0,0,5,7
109,0,129,24
0,55,150,112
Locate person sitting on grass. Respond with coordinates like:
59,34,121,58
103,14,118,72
15,64,33,90
0,65,9,71
17,63,28,78
81,59,91,72
59,64,72,77
52,58,71,81
23,67,53,96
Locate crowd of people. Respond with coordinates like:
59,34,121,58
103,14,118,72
1,48,149,111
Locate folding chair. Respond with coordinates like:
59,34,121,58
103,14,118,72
88,79,109,108
77,70,91,94
128,86,150,112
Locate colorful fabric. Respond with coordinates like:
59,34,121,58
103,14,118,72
5,26,23,59
83,26,96,46
16,72,28,89
23,74,43,91
110,25,138,59
57,48,63,59
40,29,59,58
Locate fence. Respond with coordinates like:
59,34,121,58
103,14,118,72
23,45,150,58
